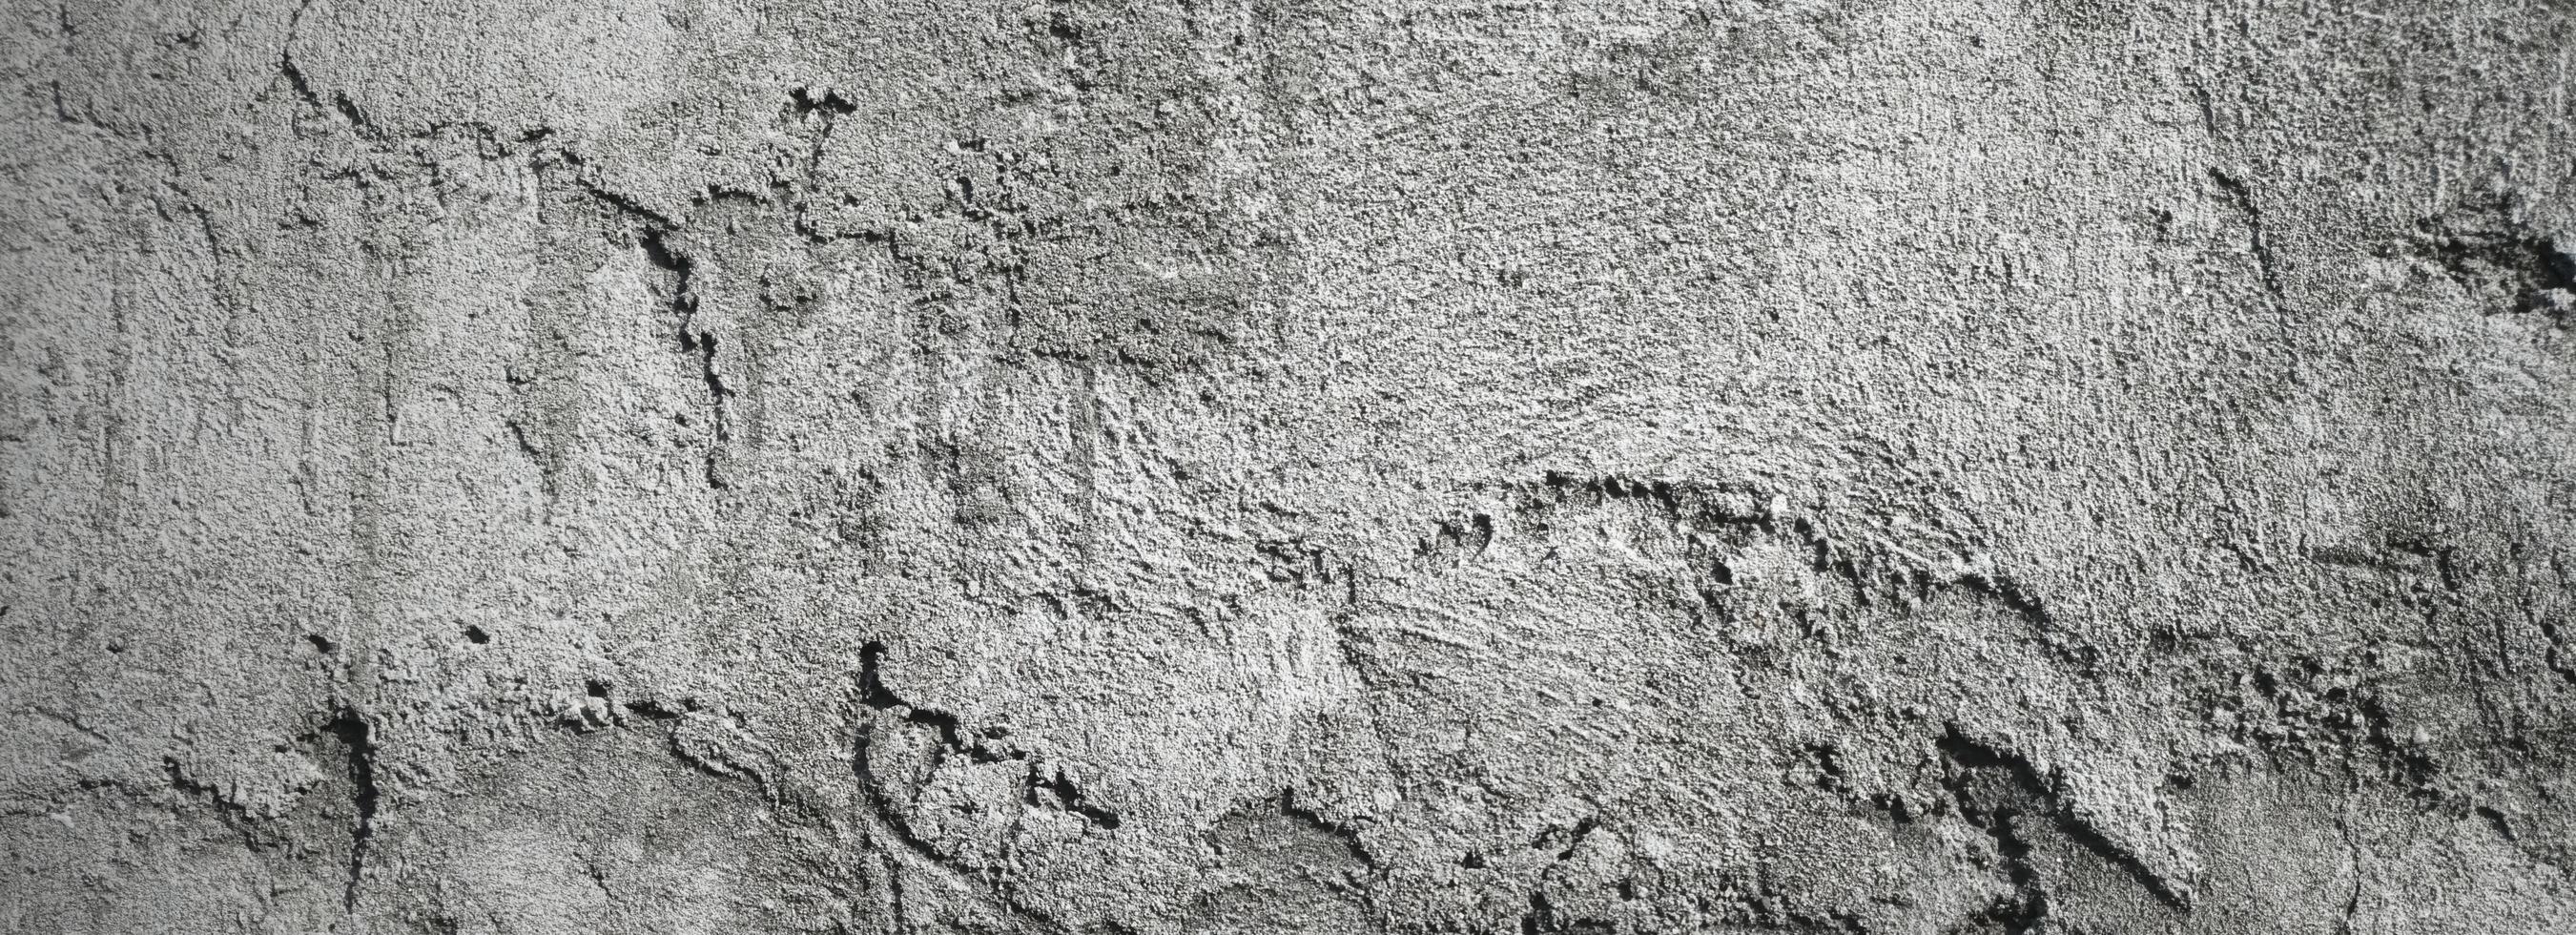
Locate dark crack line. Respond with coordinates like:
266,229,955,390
632,226,733,489
1027,766,1123,830
158,758,271,851
1940,726,2189,911
321,705,379,913
1507,473,2100,670
855,642,1119,831
278,0,368,132
2207,167,2287,301
2335,779,2363,935
849,643,1083,934
1276,786,1377,871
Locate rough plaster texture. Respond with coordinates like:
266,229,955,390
7,1,2576,932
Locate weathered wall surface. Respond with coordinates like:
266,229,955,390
6,1,2576,932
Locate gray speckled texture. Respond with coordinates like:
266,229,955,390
6,1,2576,932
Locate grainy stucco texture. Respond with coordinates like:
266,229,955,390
7,1,2576,932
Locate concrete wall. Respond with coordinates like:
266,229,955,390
5,1,2576,932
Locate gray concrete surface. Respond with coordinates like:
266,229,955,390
6,0,2576,932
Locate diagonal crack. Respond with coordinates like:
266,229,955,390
2207,167,2287,301
1940,725,2189,913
